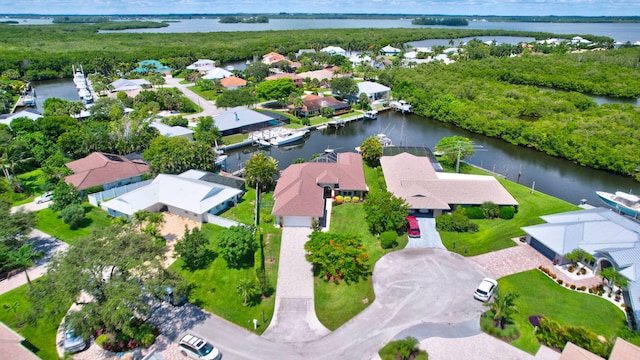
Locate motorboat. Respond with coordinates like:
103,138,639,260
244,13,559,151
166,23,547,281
363,110,378,120
596,191,640,218
377,133,393,147
270,129,309,146
78,88,93,104
390,100,413,113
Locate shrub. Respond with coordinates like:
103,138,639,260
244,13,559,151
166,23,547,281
352,196,359,202
464,206,484,219
550,273,557,279
557,279,563,285
436,208,479,233
61,203,85,230
480,201,500,219
570,284,576,290
578,286,587,291
380,231,398,249
95,334,111,348
536,318,611,357
343,196,352,203
378,336,428,360
335,195,344,204
141,333,156,348
580,268,587,275
499,206,516,219
480,311,519,340
568,265,575,273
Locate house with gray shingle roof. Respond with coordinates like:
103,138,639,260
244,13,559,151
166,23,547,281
380,152,517,216
522,207,640,330
213,106,277,136
149,121,194,140
272,152,368,227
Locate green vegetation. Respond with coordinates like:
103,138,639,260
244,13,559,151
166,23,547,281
379,336,428,360
499,270,627,354
412,17,468,26
440,166,579,256
0,282,67,360
219,16,269,24
314,203,408,330
222,133,249,145
34,204,113,245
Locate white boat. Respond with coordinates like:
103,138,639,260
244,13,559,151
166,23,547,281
215,154,228,169
225,65,235,71
390,100,413,113
596,191,640,218
377,133,393,147
78,88,93,103
363,110,378,120
270,129,309,146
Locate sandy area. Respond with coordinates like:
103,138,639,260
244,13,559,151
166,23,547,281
158,212,201,268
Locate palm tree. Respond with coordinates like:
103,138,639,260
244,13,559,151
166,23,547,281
484,288,519,329
600,267,628,294
9,243,43,287
236,278,259,306
243,153,279,191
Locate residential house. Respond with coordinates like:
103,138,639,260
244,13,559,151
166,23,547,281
0,322,40,360
149,121,194,141
265,73,304,87
65,152,150,191
272,152,368,227
110,78,151,92
213,106,278,136
202,67,233,80
101,169,244,223
133,60,172,74
262,52,287,65
560,338,640,359
521,207,640,329
320,46,347,56
297,69,340,83
296,49,316,57
0,108,42,128
356,81,391,101
348,53,372,66
295,94,350,117
380,45,402,56
186,59,216,72
219,76,247,90
372,56,393,70
380,152,518,216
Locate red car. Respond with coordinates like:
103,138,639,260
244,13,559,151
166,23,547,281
406,216,421,238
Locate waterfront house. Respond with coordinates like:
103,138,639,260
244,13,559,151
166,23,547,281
187,59,216,72
521,207,640,329
101,169,244,223
0,108,42,128
64,152,150,191
149,121,194,141
296,94,350,117
219,76,247,90
110,78,151,92
272,152,367,227
262,52,287,65
356,81,391,101
133,60,173,74
202,67,233,80
380,45,402,56
213,106,278,136
380,152,518,216
320,46,347,56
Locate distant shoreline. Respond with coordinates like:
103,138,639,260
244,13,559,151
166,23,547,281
2,14,640,23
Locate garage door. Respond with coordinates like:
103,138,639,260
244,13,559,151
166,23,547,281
283,216,312,227
530,238,556,261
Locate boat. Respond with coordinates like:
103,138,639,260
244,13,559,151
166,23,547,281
215,154,228,169
389,100,413,113
596,191,640,217
377,133,393,147
225,65,235,71
78,88,93,104
328,119,344,128
270,129,309,146
363,110,378,120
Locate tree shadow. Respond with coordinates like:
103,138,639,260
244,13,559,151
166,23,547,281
181,249,217,271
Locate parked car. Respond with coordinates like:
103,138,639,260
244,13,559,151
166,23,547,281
473,278,498,302
63,327,86,353
406,216,421,238
35,191,53,204
179,334,221,360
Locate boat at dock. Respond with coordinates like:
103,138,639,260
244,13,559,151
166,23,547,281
363,110,378,120
270,129,309,146
73,65,93,104
596,191,640,218
390,100,413,113
328,119,345,127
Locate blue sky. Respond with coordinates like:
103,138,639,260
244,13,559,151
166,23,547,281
5,0,638,16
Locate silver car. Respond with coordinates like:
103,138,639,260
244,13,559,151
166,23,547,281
35,191,53,204
63,327,86,353
473,278,498,302
179,334,221,360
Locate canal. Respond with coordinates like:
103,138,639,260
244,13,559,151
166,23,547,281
30,79,640,206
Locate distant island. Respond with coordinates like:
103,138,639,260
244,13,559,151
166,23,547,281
219,16,269,24
412,17,468,26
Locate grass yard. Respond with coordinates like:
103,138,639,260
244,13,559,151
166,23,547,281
0,281,69,360
363,164,386,194
172,189,281,335
35,203,113,245
222,133,249,145
187,85,219,101
499,270,628,354
440,165,580,256
314,202,408,330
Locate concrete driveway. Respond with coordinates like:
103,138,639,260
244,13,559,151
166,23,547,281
407,218,444,249
149,248,492,360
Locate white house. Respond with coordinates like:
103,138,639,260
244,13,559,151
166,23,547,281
348,53,372,66
320,46,347,56
149,121,194,141
380,45,402,56
101,169,244,223
110,78,151,92
187,59,216,72
202,67,233,80
356,81,391,101
0,108,42,128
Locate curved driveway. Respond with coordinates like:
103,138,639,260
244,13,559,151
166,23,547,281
151,248,491,359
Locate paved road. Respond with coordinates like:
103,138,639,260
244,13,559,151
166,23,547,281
163,77,224,122
150,248,492,359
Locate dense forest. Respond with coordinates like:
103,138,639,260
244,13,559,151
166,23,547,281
0,24,612,80
384,48,640,179
219,16,269,23
412,17,468,26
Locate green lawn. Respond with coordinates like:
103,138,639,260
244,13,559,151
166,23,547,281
440,166,580,256
187,85,219,101
222,133,249,145
499,270,628,354
314,202,408,330
0,281,69,360
171,189,281,335
35,203,113,245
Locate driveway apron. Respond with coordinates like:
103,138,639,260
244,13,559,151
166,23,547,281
407,218,444,249
262,227,330,342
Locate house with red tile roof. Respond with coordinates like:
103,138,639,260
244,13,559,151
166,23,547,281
262,52,287,65
264,73,304,87
272,152,367,227
294,94,351,117
219,76,247,90
64,152,150,191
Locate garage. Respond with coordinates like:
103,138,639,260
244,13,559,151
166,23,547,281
282,216,312,228
529,238,557,261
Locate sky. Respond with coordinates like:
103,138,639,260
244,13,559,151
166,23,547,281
3,0,639,17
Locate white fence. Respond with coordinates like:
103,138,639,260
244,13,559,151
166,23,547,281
87,180,153,206
204,213,242,228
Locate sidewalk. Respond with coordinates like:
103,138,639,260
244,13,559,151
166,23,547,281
0,229,68,295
